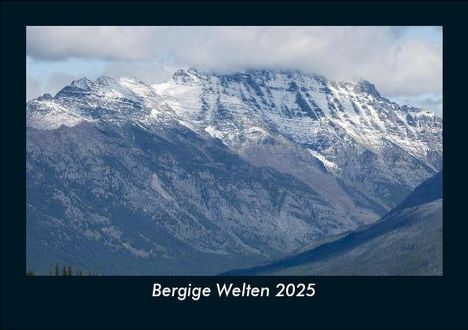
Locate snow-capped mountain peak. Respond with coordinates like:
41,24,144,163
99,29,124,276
26,69,443,275
172,68,206,85
151,69,441,160
27,75,172,129
27,69,442,181
69,77,95,90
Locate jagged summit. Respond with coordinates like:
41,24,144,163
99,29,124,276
95,76,117,85
28,69,441,170
27,74,167,129
36,93,53,101
69,77,94,90
153,68,441,157
172,68,201,84
356,79,381,97
170,68,384,99
28,69,442,171
26,68,443,275
56,75,153,96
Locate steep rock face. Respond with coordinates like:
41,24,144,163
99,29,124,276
26,69,443,274
153,69,442,209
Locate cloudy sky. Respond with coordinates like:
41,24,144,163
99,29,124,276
26,26,443,114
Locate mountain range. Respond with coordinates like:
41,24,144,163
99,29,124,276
26,68,443,275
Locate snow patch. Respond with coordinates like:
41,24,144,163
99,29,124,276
308,149,340,174
205,125,224,140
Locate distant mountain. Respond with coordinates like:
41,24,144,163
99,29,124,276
223,172,443,276
153,69,442,209
26,69,442,275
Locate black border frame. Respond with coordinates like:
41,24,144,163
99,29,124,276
2,1,468,329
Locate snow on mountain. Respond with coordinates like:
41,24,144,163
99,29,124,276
151,69,442,207
27,76,173,130
26,69,443,275
151,69,441,165
28,69,442,169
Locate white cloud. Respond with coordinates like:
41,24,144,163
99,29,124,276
393,93,443,115
26,76,42,100
26,26,442,106
27,26,159,61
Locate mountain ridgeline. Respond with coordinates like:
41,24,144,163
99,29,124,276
26,69,442,275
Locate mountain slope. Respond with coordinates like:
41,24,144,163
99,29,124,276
153,69,442,209
26,69,443,275
27,120,366,275
223,172,443,275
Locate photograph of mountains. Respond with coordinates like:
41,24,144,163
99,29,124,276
26,27,442,275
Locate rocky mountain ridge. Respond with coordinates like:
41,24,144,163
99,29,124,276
26,69,443,274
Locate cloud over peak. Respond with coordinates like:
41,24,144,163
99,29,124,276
26,26,442,113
